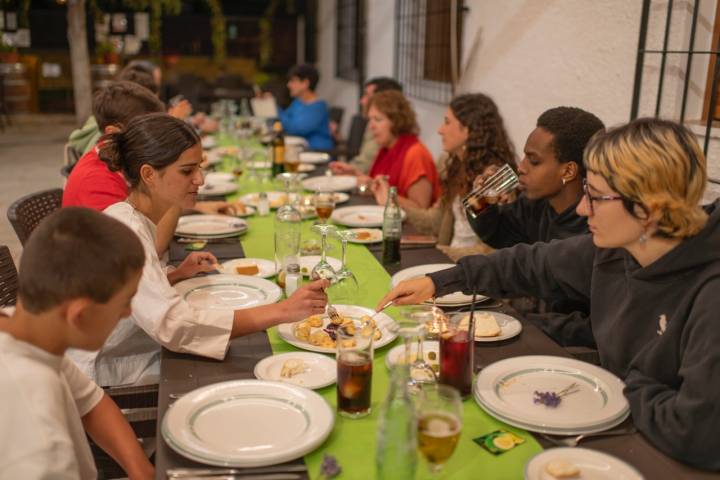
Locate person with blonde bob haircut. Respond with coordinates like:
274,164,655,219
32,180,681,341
379,118,720,470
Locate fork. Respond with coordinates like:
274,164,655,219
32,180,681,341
326,303,343,324
541,426,637,447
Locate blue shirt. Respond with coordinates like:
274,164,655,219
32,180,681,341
278,98,335,151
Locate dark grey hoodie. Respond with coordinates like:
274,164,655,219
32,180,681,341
431,200,720,470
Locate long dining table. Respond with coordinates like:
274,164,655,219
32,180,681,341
154,145,718,479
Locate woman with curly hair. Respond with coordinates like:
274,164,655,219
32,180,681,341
377,93,516,260
381,118,720,470
367,90,441,208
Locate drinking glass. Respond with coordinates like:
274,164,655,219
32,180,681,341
284,144,301,173
462,164,519,218
314,191,336,224
310,223,338,282
416,384,463,474
393,305,439,388
329,229,360,303
336,321,374,418
439,313,474,397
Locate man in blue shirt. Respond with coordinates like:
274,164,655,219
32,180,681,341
278,64,334,151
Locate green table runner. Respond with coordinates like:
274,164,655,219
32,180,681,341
214,138,543,479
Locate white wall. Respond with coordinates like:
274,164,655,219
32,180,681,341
315,0,720,199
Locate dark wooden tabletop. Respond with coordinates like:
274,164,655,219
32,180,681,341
154,169,718,479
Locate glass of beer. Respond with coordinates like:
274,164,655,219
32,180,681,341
336,320,374,418
314,191,336,224
416,384,463,474
439,313,474,398
285,145,301,173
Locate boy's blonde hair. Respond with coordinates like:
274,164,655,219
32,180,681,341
584,118,707,238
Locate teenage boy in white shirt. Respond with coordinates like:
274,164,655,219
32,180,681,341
0,208,153,479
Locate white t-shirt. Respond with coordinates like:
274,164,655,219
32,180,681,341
450,196,479,248
0,330,104,479
68,201,233,387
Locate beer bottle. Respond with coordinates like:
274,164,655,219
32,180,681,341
271,121,285,177
382,186,402,265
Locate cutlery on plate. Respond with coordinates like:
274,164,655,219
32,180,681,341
371,300,393,320
540,426,637,447
167,465,307,478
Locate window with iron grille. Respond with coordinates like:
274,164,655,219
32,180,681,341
336,0,363,81
394,0,463,104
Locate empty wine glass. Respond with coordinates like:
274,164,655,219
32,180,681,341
392,305,439,388
310,223,338,282
330,229,360,303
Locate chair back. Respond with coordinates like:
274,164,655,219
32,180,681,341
7,188,63,246
0,246,18,307
345,114,368,158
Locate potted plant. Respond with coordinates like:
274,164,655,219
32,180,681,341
0,39,19,64
95,40,119,65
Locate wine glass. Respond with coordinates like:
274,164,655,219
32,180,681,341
310,223,338,282
392,305,439,388
416,384,463,474
329,229,360,303
313,190,336,224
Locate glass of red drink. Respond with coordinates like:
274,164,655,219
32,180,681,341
439,313,474,398
336,320,374,418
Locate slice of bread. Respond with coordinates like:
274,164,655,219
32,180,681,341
235,263,259,275
544,459,580,478
474,312,501,337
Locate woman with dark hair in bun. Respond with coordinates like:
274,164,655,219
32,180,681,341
68,113,329,388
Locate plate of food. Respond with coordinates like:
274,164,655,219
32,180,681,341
451,311,522,342
331,205,406,228
254,352,336,390
346,228,383,244
298,151,330,164
240,191,288,209
385,341,440,381
220,258,277,278
277,305,398,354
525,447,643,480
300,192,350,206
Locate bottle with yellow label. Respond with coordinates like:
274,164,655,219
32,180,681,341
271,121,285,177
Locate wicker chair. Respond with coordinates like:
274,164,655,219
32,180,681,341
0,246,18,307
7,188,63,246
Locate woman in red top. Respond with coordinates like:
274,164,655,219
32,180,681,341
367,91,441,208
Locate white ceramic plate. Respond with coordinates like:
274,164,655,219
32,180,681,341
298,151,330,164
277,304,398,354
302,175,358,193
247,160,272,169
525,447,643,480
240,191,288,209
346,228,383,244
299,192,350,205
285,136,309,148
175,215,248,237
474,356,629,434
299,256,342,277
201,136,217,149
174,274,282,310
385,341,439,377
390,264,485,306
331,205,406,228
220,258,277,278
199,181,239,196
298,163,316,172
450,311,523,342
162,380,334,467
204,172,235,183
254,352,337,389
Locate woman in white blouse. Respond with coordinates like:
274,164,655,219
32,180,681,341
68,112,329,387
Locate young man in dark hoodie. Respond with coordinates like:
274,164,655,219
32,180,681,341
380,118,720,471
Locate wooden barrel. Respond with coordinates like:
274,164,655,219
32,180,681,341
0,63,31,113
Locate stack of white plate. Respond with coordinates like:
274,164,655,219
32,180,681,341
390,264,484,307
175,214,248,239
162,380,334,467
474,356,630,435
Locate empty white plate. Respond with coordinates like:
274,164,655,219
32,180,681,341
175,215,248,237
199,181,239,196
174,274,282,310
298,163,316,172
298,151,330,164
162,380,334,467
254,352,336,389
220,258,277,278
302,175,358,192
285,136,309,148
525,447,643,480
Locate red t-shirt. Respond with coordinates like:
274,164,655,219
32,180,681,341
62,147,129,211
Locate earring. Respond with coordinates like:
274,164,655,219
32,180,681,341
639,232,648,244
561,178,567,186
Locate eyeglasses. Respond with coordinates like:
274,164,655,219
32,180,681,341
583,179,624,216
